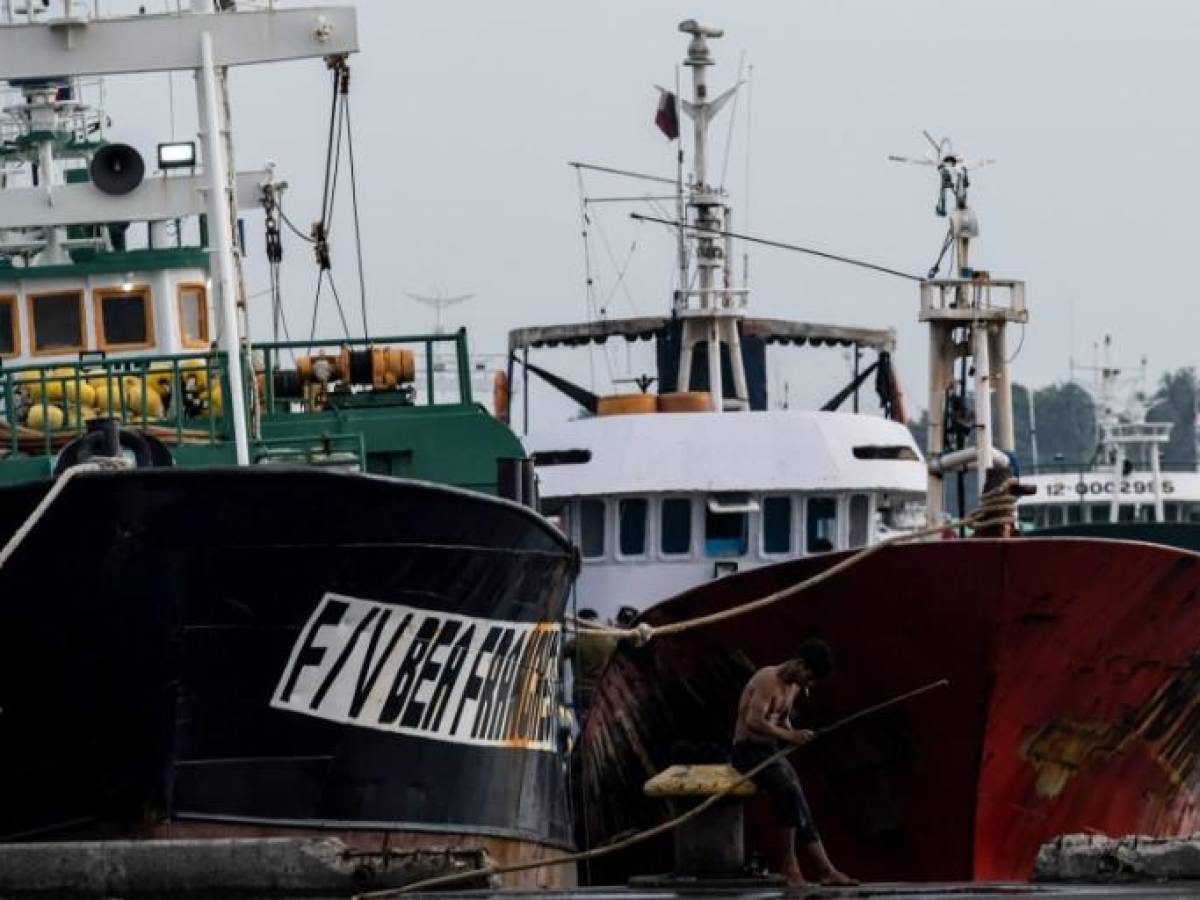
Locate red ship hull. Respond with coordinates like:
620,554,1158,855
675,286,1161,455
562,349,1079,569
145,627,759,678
578,537,1200,884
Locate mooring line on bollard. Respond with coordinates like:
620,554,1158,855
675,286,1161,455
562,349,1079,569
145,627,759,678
352,679,950,899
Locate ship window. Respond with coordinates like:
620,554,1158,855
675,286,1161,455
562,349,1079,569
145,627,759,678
580,499,605,559
618,497,648,557
849,494,870,547
762,496,792,555
1018,505,1037,526
1189,504,1200,524
660,497,692,556
1046,506,1064,527
0,296,16,356
29,290,84,353
1066,504,1083,524
705,508,748,558
1089,504,1111,524
1165,503,1180,522
95,286,153,349
1118,505,1136,523
806,496,837,553
178,283,210,348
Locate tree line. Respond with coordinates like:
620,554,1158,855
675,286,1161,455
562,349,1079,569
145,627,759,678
909,367,1198,472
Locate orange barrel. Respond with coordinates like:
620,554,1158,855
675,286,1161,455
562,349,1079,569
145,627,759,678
597,393,658,416
657,391,713,413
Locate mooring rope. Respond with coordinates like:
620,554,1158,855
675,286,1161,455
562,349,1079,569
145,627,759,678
0,459,128,573
352,680,950,899
573,478,1018,647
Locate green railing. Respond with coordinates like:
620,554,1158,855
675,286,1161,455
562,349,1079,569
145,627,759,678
0,350,231,459
258,331,473,413
0,331,476,462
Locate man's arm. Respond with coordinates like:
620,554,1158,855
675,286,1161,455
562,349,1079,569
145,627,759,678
744,680,815,745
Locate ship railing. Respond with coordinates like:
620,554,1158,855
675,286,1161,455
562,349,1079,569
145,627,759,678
0,349,231,462
257,330,475,414
673,286,749,318
919,277,1028,324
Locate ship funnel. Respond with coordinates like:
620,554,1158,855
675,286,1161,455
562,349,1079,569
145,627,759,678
90,143,145,196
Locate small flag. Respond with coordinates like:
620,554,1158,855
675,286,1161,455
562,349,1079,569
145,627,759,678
654,90,679,140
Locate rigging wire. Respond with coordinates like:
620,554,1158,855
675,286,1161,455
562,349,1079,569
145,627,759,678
717,50,746,191
344,92,370,340
591,213,640,316
630,212,925,282
279,201,315,244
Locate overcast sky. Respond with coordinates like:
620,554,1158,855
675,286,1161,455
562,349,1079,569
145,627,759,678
96,0,1200,422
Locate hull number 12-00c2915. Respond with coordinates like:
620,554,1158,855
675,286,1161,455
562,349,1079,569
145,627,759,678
1043,479,1176,498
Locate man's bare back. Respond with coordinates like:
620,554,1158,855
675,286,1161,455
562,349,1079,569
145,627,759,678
734,664,809,745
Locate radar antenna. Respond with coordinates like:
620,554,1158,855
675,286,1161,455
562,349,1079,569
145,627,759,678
405,287,476,334
890,132,993,278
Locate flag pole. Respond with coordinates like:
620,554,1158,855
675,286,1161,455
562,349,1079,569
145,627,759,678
674,63,687,314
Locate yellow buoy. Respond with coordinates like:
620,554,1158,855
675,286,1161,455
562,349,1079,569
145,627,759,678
207,383,224,417
25,403,65,431
64,405,98,429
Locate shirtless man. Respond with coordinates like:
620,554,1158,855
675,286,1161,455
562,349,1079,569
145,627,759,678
731,638,856,887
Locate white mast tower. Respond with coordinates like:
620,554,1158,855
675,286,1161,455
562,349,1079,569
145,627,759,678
893,136,1027,526
674,20,749,413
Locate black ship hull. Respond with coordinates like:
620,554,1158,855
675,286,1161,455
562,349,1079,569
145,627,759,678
0,467,577,882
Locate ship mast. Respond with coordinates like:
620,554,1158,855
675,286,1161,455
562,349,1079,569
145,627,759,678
895,136,1027,526
674,20,749,413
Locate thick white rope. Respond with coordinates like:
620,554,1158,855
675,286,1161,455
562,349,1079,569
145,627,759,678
0,460,128,573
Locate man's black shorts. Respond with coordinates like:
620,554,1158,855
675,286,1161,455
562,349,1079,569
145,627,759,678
731,740,819,844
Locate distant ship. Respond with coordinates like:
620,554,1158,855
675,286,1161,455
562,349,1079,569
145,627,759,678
1019,336,1200,550
575,20,1200,885
0,3,576,885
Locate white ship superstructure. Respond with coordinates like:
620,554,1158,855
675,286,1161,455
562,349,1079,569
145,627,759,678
513,20,925,624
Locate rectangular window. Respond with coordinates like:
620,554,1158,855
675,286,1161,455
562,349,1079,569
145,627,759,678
849,494,870,547
178,283,210,348
1089,504,1110,524
1066,504,1083,524
1165,503,1180,523
0,296,16,356
1046,506,1065,527
705,508,748,558
29,290,84,354
805,497,837,553
95,286,153,349
660,497,692,556
618,498,648,557
1118,505,1136,523
762,496,792,555
580,499,605,559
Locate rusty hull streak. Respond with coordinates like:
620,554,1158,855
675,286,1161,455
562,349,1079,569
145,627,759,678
1022,653,1200,800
